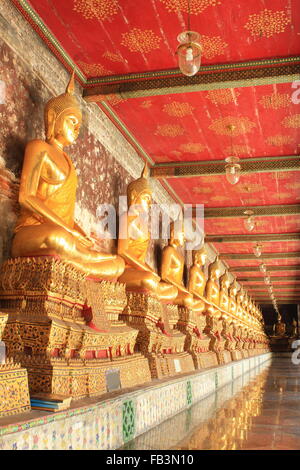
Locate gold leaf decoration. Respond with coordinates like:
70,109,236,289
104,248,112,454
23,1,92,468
179,143,205,153
236,183,265,193
121,28,161,53
163,101,194,117
259,93,291,109
192,186,213,194
102,51,123,62
159,0,221,14
244,9,291,38
155,124,185,137
73,0,119,21
77,61,111,77
153,155,172,162
207,89,239,105
224,144,252,156
140,100,152,109
282,114,300,128
201,35,228,59
210,195,231,202
209,116,256,136
266,135,293,146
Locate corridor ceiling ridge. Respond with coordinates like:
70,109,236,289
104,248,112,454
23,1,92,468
11,0,300,308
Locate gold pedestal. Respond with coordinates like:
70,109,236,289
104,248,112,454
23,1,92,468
0,257,151,398
120,290,194,379
0,313,30,417
205,314,225,366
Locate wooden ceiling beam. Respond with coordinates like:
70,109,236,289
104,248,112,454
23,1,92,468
220,252,300,260
83,57,300,101
204,204,300,219
230,265,300,272
151,155,300,178
239,276,300,281
206,233,300,243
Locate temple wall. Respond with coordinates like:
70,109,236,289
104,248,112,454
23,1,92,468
0,0,221,274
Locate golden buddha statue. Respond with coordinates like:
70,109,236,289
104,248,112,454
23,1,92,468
219,269,231,312
274,314,286,337
160,220,193,308
11,71,124,280
205,256,221,307
188,246,207,313
228,280,238,316
118,165,177,300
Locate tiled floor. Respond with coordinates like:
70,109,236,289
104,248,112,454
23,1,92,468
123,356,300,450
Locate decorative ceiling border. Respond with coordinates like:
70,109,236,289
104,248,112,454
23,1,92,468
206,233,300,243
152,156,300,178
231,266,300,273
221,252,300,260
204,204,300,219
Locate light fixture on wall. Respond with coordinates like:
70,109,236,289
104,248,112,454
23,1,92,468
176,0,202,77
244,210,255,232
225,125,241,185
253,243,262,258
259,263,266,273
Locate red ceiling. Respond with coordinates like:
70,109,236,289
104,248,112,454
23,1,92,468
14,0,300,308
28,0,300,75
112,83,300,163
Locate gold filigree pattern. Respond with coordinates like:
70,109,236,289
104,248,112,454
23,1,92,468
209,116,256,136
140,100,152,109
121,28,161,54
163,101,194,117
153,155,172,162
102,51,123,62
266,135,293,146
236,183,265,193
282,114,300,128
73,0,119,21
159,0,221,15
179,142,205,153
207,89,239,105
285,183,300,190
259,93,291,109
155,124,185,137
202,35,228,59
244,9,291,38
192,186,213,194
224,144,252,155
77,61,111,77
210,195,231,202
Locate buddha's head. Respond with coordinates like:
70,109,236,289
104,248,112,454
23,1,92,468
169,219,185,247
44,70,82,147
208,256,221,280
193,246,207,266
127,164,152,211
229,279,238,297
220,269,231,289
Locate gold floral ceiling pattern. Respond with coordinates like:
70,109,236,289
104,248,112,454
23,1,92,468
159,0,221,15
121,28,161,54
208,116,256,136
266,135,294,146
77,61,111,76
244,9,291,39
224,144,252,156
155,124,185,137
102,51,124,63
259,93,291,110
201,35,228,59
206,89,239,105
73,0,119,22
163,101,194,117
179,143,205,153
282,114,300,129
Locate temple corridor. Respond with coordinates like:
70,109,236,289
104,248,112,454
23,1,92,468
123,356,300,450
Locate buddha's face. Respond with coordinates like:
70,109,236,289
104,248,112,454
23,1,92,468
134,192,152,212
54,110,82,146
195,250,206,266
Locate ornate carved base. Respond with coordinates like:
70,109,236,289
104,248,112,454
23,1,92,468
217,349,232,365
120,290,194,378
0,360,31,417
231,350,243,361
198,351,219,369
0,257,152,398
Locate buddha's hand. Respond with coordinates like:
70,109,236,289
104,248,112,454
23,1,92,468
72,230,94,248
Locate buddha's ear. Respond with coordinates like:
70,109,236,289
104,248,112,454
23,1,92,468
46,108,56,141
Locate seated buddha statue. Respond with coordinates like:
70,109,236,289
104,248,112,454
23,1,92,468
274,315,286,337
188,246,207,313
160,220,194,308
117,165,177,301
219,270,231,313
205,256,222,307
11,71,124,280
236,288,245,318
228,280,238,316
